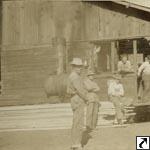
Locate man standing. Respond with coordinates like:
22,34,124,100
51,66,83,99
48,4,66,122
67,58,89,150
84,70,100,131
138,56,150,102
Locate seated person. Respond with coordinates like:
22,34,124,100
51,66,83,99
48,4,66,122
117,55,133,74
84,70,100,131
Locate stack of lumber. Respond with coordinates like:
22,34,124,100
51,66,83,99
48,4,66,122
0,102,137,131
134,103,150,123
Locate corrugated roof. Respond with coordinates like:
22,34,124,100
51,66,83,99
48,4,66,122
112,0,150,12
128,0,150,8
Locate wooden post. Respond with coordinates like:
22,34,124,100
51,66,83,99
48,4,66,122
19,1,24,45
115,41,119,70
2,1,8,46
133,40,138,100
88,43,95,71
1,1,8,95
52,37,66,75
111,41,115,73
133,40,137,72
65,43,69,73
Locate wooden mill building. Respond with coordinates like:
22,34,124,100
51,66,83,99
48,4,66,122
0,0,150,106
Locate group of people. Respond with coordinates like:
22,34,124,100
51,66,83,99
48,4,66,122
67,58,100,150
67,54,150,150
67,57,126,150
117,54,150,103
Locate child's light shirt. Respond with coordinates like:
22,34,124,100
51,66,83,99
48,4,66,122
108,80,124,97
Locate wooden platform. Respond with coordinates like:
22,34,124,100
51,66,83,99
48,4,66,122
0,101,137,132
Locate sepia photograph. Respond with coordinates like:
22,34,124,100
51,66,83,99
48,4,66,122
0,0,150,150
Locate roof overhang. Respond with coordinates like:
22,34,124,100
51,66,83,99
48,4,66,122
111,0,150,13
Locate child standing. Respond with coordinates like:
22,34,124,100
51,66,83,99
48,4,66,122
108,74,125,125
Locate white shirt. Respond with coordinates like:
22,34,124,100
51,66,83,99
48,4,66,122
138,61,150,76
108,81,124,97
117,60,132,72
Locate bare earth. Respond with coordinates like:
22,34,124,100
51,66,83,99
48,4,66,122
0,122,150,150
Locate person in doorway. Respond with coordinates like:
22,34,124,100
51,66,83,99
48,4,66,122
67,58,89,150
138,56,150,102
108,74,125,125
83,70,100,132
117,55,132,74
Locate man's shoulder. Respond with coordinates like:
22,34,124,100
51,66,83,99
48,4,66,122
118,60,131,65
143,61,149,66
139,62,149,69
84,78,96,86
126,60,131,64
118,61,122,65
84,77,90,82
118,83,123,87
69,72,79,81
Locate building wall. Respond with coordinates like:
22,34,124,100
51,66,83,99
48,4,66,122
84,1,150,40
1,1,150,105
1,0,86,105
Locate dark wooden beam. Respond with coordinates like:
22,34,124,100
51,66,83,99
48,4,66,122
111,41,115,73
133,40,137,72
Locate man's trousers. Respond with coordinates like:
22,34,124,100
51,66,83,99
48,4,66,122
142,74,150,102
71,100,84,148
86,102,99,130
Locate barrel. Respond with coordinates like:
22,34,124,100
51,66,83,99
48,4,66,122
44,74,68,97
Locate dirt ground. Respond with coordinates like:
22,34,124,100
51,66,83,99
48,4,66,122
0,122,150,150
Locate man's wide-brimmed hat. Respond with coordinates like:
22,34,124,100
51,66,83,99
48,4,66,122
87,70,95,76
70,58,83,66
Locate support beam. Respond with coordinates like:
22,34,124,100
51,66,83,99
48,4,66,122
133,40,137,72
111,41,115,73
52,37,66,75
88,43,95,72
115,41,119,71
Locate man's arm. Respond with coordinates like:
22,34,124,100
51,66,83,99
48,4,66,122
108,83,114,96
92,82,100,92
119,84,124,96
127,61,132,70
138,64,145,76
72,78,88,102
117,61,122,72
